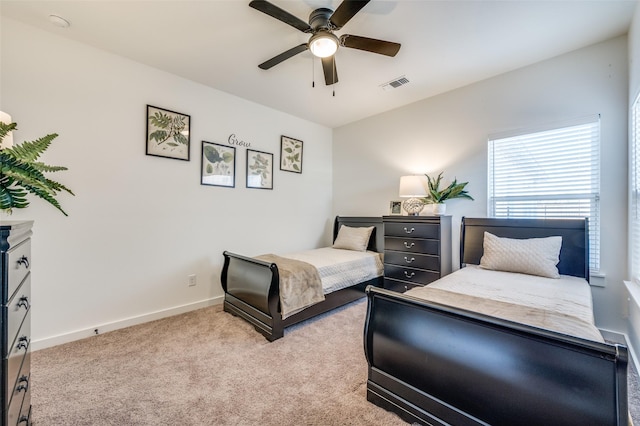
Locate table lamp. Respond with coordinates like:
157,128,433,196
399,175,427,215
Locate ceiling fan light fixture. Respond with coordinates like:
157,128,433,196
309,32,339,58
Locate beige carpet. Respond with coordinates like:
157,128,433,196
31,300,408,425
31,299,640,425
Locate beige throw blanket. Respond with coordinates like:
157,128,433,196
256,254,325,320
409,286,604,342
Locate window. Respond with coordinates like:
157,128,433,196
488,116,601,272
631,95,640,284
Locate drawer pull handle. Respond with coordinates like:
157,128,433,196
403,242,415,249
16,375,29,393
17,296,30,311
16,335,29,351
404,271,415,278
403,227,415,234
17,256,30,269
404,256,415,264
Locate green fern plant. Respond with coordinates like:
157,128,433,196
424,172,473,204
0,122,74,216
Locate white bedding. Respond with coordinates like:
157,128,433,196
282,247,384,294
405,265,603,342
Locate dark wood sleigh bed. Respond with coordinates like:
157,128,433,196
364,217,629,426
221,216,384,341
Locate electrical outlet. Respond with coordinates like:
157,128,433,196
188,274,197,287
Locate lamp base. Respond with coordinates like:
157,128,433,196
402,198,425,216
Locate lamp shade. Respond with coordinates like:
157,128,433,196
0,111,13,149
399,175,427,197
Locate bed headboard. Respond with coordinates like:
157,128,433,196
333,216,384,253
460,217,590,280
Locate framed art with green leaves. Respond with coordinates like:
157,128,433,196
246,149,273,190
146,105,190,161
280,135,303,173
201,141,235,188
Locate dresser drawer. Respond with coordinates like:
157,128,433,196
6,239,31,304
384,251,440,271
385,222,440,239
384,277,421,293
7,313,30,406
18,391,31,425
384,264,440,286
6,274,30,355
7,360,30,426
384,237,440,255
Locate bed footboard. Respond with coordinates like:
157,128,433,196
221,251,283,341
364,286,628,426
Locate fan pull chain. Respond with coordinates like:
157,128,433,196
312,57,315,88
332,57,336,97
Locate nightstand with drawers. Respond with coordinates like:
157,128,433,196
1,221,33,425
382,215,452,292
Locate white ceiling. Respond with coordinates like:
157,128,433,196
1,0,637,128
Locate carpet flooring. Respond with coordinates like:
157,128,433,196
31,300,406,425
31,299,640,425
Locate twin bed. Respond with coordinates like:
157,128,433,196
221,215,629,425
221,216,384,341
365,217,628,426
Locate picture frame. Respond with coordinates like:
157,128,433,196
389,200,403,215
201,141,235,188
280,135,303,173
246,149,273,190
146,105,190,161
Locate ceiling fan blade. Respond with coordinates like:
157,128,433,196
329,0,370,29
258,44,308,70
340,34,401,57
249,0,312,33
321,56,338,86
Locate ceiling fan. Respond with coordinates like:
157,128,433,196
249,0,401,86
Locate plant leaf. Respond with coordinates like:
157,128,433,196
204,146,222,163
149,130,168,143
0,125,73,215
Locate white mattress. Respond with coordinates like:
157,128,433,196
282,247,383,294
406,265,602,341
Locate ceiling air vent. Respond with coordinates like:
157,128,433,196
381,76,409,91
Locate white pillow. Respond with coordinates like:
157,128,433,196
333,225,374,252
479,231,562,278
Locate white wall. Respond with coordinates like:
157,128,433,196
334,36,629,333
0,18,334,349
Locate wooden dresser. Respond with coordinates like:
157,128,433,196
1,221,33,425
382,215,451,292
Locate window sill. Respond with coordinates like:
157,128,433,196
590,272,605,287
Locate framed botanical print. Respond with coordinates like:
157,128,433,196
146,105,190,161
246,149,273,190
280,135,303,173
201,141,235,188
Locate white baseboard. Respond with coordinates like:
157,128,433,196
607,329,640,374
32,296,224,351
600,328,640,375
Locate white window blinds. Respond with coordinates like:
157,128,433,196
631,95,640,284
488,116,601,272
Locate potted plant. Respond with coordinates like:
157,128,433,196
0,121,74,216
423,172,473,215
